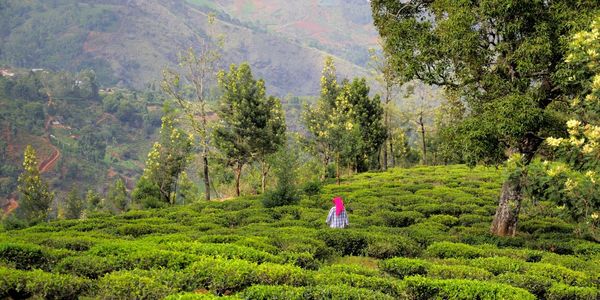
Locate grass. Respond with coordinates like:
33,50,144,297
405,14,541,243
1,165,598,299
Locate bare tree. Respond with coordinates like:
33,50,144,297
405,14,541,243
161,15,222,201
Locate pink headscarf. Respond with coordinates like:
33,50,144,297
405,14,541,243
333,197,345,216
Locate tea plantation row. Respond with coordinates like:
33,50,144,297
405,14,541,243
1,165,598,299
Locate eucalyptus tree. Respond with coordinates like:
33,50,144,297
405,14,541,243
371,0,600,236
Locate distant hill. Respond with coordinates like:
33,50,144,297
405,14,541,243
0,0,378,96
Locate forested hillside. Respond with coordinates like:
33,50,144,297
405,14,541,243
0,69,164,209
0,0,374,95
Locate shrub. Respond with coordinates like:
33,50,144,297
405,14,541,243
0,243,69,271
403,276,535,300
314,271,404,298
546,283,599,300
317,229,369,256
376,211,424,227
365,234,420,259
526,263,592,287
401,222,449,246
240,285,305,300
97,270,176,299
263,185,300,208
427,264,493,280
468,257,529,275
255,263,312,286
303,285,395,300
425,242,484,259
56,255,119,279
495,273,555,299
184,257,257,295
302,181,322,196
428,214,459,227
0,266,91,299
379,257,429,279
279,252,320,270
165,242,279,263
41,236,95,251
319,264,380,277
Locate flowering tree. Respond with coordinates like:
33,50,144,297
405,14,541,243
533,17,600,232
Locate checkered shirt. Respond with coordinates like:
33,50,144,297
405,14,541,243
326,206,349,228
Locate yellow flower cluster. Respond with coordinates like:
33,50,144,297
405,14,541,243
564,178,578,191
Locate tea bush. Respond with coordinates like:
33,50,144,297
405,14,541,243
403,276,536,300
1,165,598,299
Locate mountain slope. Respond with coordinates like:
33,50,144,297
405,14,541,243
0,0,376,95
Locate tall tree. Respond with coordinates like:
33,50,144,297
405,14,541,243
107,178,128,213
343,78,387,171
534,17,600,231
252,95,286,193
303,57,340,179
214,63,285,196
162,18,222,200
134,107,193,205
369,48,401,169
64,187,84,219
16,145,53,224
372,0,600,236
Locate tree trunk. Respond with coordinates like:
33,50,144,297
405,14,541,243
490,175,523,236
336,153,340,185
202,154,210,201
260,160,269,194
234,164,242,197
383,110,388,171
418,112,427,165
389,135,395,167
321,155,329,181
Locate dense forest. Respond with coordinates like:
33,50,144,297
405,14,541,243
1,1,600,299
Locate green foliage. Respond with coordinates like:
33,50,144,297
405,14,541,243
0,165,597,298
0,266,91,300
107,178,128,213
318,229,369,256
134,105,193,205
97,269,176,299
63,187,84,219
403,276,535,300
546,283,599,300
379,257,429,279
263,145,300,208
16,145,54,225
215,63,286,196
425,242,484,259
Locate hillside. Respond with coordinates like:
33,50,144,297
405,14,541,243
1,165,598,299
0,0,376,96
0,70,163,208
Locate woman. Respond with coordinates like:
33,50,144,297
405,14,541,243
326,196,349,228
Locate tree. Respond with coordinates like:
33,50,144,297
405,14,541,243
262,142,300,208
16,145,53,224
369,47,401,169
177,171,198,204
214,63,285,196
134,107,193,205
85,189,102,212
252,95,286,193
162,21,222,200
303,57,339,179
532,17,600,233
64,187,83,219
371,0,600,236
343,78,387,171
107,178,128,213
